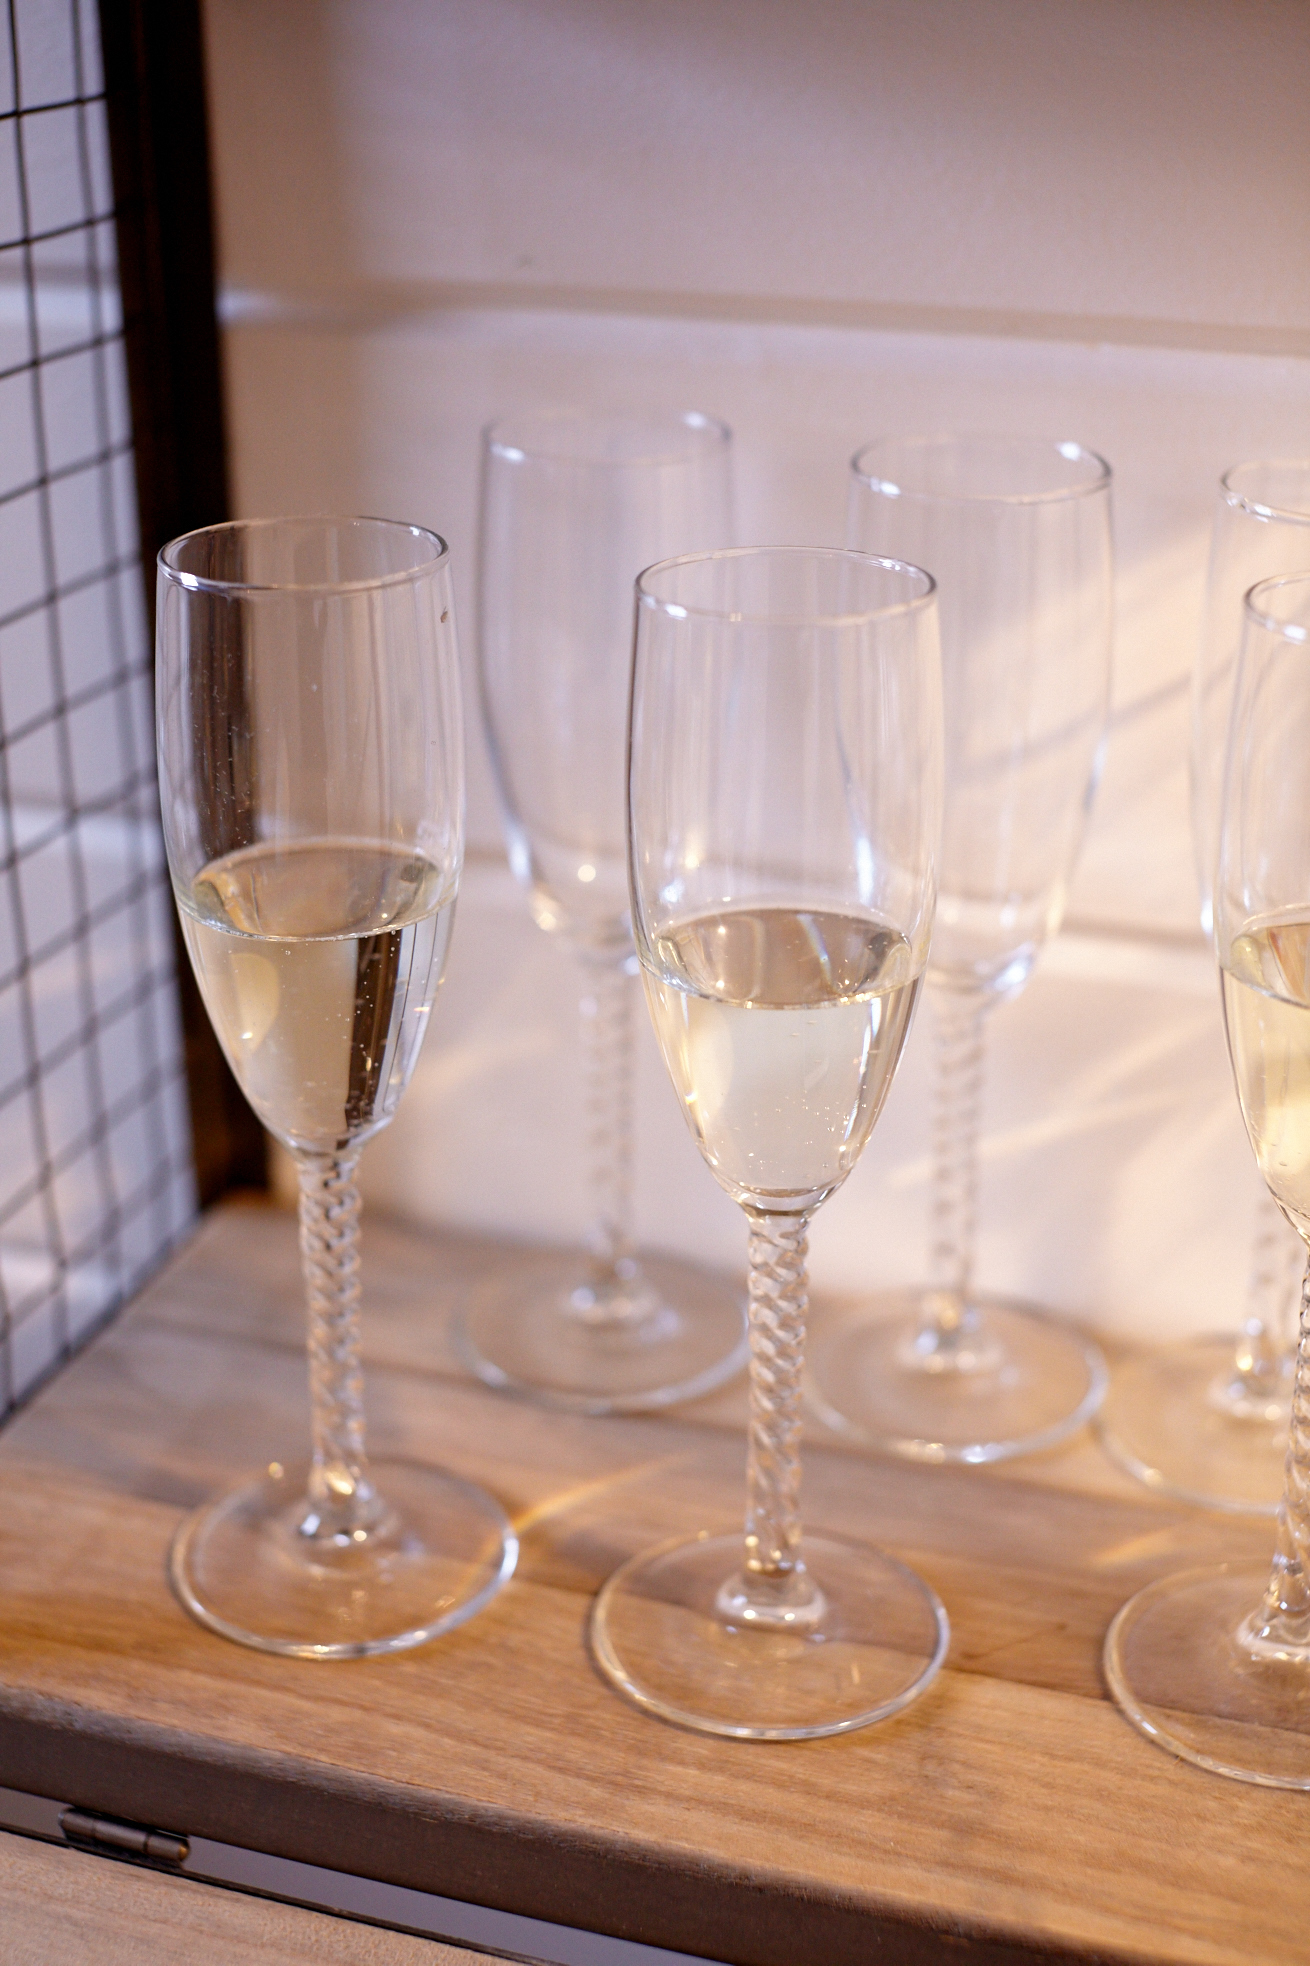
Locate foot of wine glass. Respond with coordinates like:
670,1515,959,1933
1105,1257,1310,1787
590,1212,948,1739
457,949,747,1412
1097,1186,1297,1513
809,987,1107,1462
171,1153,517,1658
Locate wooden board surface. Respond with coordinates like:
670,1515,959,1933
0,1200,1301,1966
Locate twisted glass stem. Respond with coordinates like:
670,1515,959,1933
714,1212,822,1627
1245,1253,1310,1658
1214,1189,1300,1417
573,948,652,1325
744,1213,808,1577
916,985,991,1358
296,1151,381,1540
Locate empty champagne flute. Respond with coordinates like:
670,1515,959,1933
1105,573,1310,1786
1100,462,1310,1513
460,410,748,1412
810,435,1113,1463
591,546,948,1738
157,518,516,1657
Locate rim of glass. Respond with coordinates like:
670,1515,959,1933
1244,571,1310,641
484,407,731,468
1221,460,1310,526
850,433,1111,506
158,517,450,596
636,545,936,627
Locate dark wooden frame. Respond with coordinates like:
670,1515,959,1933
97,0,266,1202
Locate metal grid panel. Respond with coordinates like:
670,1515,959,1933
0,0,194,1415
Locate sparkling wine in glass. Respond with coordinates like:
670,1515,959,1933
590,546,949,1739
157,517,517,1657
1100,462,1310,1514
1106,573,1310,1786
809,434,1113,1464
458,410,748,1412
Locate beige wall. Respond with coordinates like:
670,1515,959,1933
201,0,1310,1338
206,0,1310,341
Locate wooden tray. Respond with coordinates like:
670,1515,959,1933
0,1201,1300,1965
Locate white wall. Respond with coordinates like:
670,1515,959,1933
200,0,1310,1339
205,0,1310,339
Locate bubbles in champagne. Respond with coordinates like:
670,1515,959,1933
644,906,921,1214
178,840,454,1154
1223,916,1310,1241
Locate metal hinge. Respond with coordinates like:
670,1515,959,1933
60,1807,190,1866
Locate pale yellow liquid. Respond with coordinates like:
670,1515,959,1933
643,906,920,1212
177,840,454,1154
1222,915,1310,1239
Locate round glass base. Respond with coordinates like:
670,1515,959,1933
456,1249,748,1413
589,1530,948,1739
1104,1565,1310,1788
1097,1338,1288,1515
169,1458,518,1659
807,1289,1107,1463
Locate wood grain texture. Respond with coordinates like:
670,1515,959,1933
0,1827,487,1965
0,1201,1302,1966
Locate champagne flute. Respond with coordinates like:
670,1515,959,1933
591,546,948,1739
459,410,748,1412
1100,462,1310,1513
156,518,517,1657
810,435,1113,1463
1105,573,1310,1786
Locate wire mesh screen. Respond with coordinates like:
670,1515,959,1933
0,0,194,1417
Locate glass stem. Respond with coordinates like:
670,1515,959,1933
1215,1187,1298,1416
716,1212,823,1627
296,1150,382,1540
912,985,992,1364
1245,1251,1310,1657
573,947,647,1323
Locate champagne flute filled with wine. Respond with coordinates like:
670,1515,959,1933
1105,573,1310,1785
157,517,516,1657
461,410,747,1412
1100,462,1310,1514
591,546,948,1738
